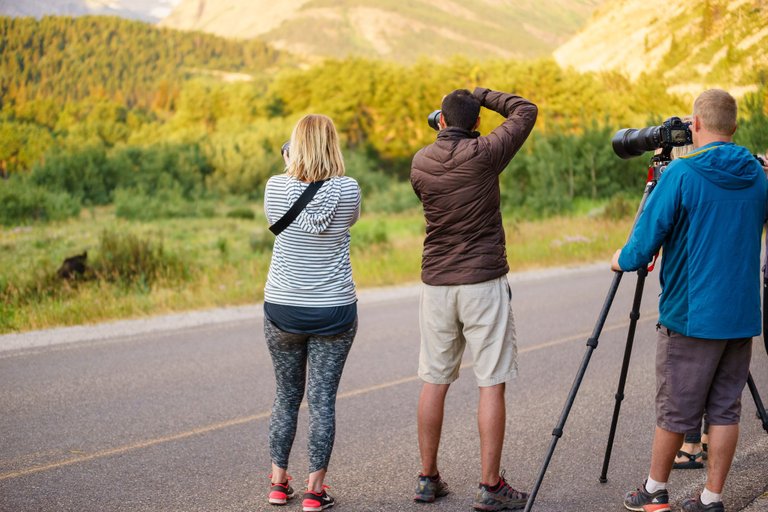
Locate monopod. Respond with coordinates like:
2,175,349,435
523,153,768,512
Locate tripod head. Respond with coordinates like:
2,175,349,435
647,145,674,183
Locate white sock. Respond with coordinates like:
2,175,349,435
644,476,667,494
700,488,722,505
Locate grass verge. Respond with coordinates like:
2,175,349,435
0,205,633,334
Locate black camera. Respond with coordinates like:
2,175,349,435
281,141,290,157
427,110,442,131
612,117,693,159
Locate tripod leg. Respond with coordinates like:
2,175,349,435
746,372,768,433
524,181,656,511
599,266,648,483
523,272,623,512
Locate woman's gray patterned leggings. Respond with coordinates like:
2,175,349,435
265,318,357,473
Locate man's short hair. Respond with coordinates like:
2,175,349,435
694,89,737,136
441,89,481,131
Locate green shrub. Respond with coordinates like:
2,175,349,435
30,143,213,207
111,143,212,200
345,150,420,213
93,230,189,287
114,187,214,221
0,177,81,226
249,229,274,253
216,237,230,256
30,144,116,205
602,194,638,220
226,207,256,219
351,221,389,250
345,150,393,193
364,182,421,213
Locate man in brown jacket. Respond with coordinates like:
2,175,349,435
410,87,537,511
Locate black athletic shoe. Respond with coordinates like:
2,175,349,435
268,476,295,506
414,473,449,503
473,472,528,511
302,488,335,511
681,495,725,512
623,482,670,512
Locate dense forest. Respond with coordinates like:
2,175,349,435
0,16,283,109
1,15,767,226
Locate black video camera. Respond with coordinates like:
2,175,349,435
612,117,693,160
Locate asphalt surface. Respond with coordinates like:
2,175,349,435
1,264,767,512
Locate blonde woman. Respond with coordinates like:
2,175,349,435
263,114,360,511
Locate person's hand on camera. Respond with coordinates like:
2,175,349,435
611,249,623,272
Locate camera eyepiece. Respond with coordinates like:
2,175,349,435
611,117,692,160
427,110,442,131
281,141,290,157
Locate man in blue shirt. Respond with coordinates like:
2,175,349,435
612,89,768,512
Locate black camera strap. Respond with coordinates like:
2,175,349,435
269,180,327,236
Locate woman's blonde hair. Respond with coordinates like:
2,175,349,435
286,114,345,182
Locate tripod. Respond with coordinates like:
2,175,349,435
523,154,768,512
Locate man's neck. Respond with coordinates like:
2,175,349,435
695,134,732,148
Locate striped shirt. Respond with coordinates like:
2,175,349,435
264,174,361,307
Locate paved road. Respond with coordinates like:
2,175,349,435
1,265,767,512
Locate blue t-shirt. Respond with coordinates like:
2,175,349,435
264,301,357,335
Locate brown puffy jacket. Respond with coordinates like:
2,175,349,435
410,88,538,286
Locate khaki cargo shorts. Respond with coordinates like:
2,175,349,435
418,275,518,387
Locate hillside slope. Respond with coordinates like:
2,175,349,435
554,0,768,93
161,0,604,62
0,0,180,22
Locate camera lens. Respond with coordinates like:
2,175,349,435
611,126,661,159
427,110,442,131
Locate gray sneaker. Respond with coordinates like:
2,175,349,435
473,472,528,511
681,495,724,512
623,481,670,512
414,474,449,503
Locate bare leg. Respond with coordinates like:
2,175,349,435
418,382,450,476
649,426,684,483
679,442,703,453
271,463,288,484
308,468,327,493
478,383,506,485
704,424,739,493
